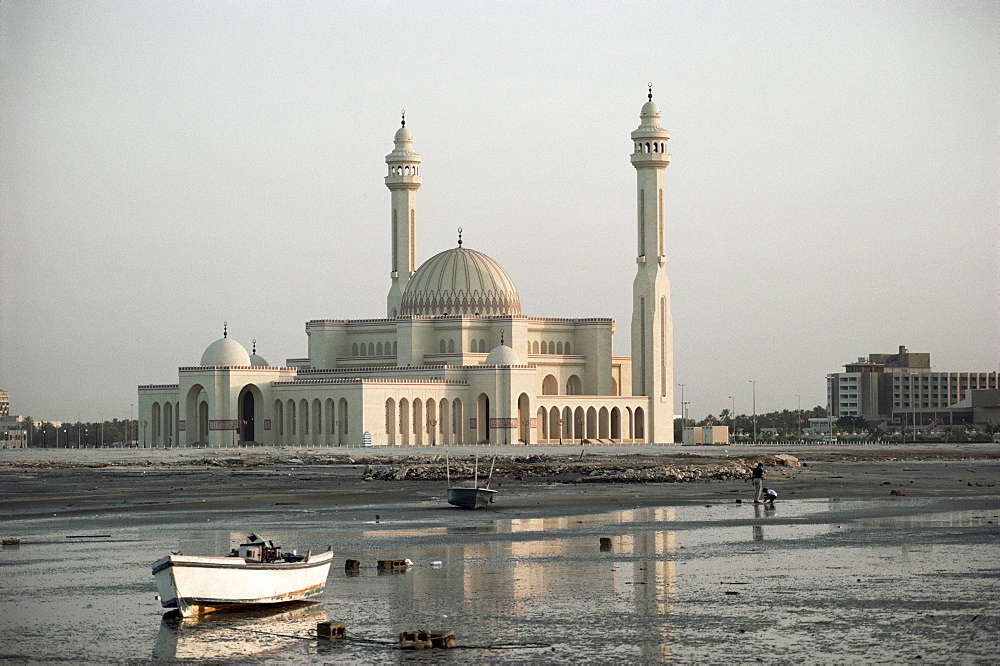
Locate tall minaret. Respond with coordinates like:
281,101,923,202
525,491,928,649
385,112,422,318
630,86,675,443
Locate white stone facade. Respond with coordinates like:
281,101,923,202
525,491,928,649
139,94,677,447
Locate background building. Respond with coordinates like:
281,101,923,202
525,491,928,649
828,346,999,428
0,390,28,448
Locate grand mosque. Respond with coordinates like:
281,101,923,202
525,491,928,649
138,91,676,447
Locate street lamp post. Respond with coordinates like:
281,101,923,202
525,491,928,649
729,395,735,442
826,374,835,442
749,381,757,444
796,394,801,441
677,384,685,425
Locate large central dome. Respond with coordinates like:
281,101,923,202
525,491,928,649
401,246,521,317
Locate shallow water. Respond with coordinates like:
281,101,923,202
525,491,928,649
1,498,997,663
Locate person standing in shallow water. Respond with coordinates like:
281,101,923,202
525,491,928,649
751,462,765,503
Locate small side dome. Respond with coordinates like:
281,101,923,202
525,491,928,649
201,337,251,367
485,344,521,366
249,340,269,366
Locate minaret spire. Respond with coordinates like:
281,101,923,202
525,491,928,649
629,87,674,443
385,110,422,318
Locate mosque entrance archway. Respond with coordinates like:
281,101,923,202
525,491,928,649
238,385,263,444
241,392,255,443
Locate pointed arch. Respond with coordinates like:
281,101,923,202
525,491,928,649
337,397,348,444
426,398,436,446
439,399,449,445
476,393,490,443
325,398,336,446
312,398,322,445
452,398,464,445
537,406,548,442
518,393,530,444
412,398,423,446
273,400,284,442
151,403,161,446
385,398,396,446
399,398,410,446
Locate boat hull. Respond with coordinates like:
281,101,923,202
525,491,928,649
447,487,497,509
152,550,333,618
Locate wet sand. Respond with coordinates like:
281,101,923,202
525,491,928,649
1,444,998,663
2,443,998,521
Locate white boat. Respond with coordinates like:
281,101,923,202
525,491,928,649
152,534,333,618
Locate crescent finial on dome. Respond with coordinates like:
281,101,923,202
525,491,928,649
648,81,653,102
457,227,463,247
401,108,405,127
224,320,228,338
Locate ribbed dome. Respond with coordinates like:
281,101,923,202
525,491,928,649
401,247,521,317
485,344,521,365
201,337,251,366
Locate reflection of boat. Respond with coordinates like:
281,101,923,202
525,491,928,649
446,453,498,509
152,534,333,618
154,601,326,661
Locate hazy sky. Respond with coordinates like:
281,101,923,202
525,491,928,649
2,1,997,424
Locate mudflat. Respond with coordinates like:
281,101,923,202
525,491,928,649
2,443,998,520
1,444,997,663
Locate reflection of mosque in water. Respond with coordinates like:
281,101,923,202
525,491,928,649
366,508,678,663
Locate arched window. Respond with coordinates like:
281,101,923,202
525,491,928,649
556,342,563,354
542,375,558,395
532,341,539,354
479,339,486,353
645,142,650,153
448,339,454,353
377,342,383,355
566,375,582,395
368,342,375,356
440,340,446,353
564,342,571,354
352,343,358,356
392,341,397,355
